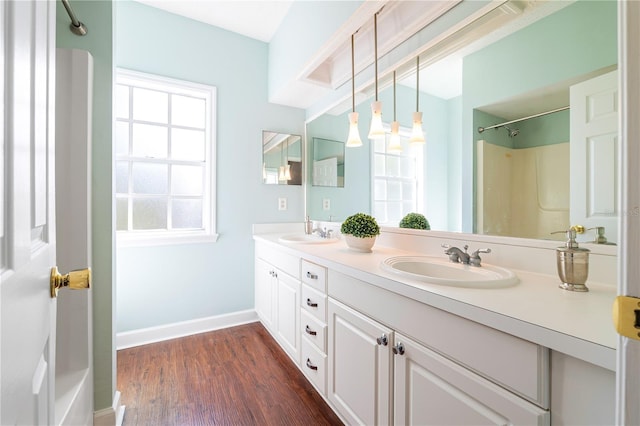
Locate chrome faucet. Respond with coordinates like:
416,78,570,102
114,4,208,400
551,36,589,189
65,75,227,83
313,227,333,239
441,244,491,266
442,244,470,264
469,248,491,267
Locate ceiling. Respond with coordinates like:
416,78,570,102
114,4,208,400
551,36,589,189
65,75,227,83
134,0,294,43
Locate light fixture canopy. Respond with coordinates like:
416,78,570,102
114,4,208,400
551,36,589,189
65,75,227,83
368,12,385,140
346,33,363,147
409,56,426,144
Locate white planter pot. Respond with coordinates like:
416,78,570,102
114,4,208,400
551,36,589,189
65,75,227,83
344,234,377,253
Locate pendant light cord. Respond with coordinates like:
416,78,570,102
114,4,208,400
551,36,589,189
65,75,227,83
351,34,356,112
393,71,396,121
374,12,378,102
415,57,420,111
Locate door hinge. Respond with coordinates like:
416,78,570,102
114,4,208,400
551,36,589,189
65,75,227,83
613,295,640,341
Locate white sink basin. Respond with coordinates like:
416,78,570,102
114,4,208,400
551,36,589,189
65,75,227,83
278,233,339,244
381,256,518,288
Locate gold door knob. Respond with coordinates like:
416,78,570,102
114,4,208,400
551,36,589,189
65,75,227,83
50,267,91,298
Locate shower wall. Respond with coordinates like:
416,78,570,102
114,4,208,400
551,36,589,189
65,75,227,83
477,140,569,240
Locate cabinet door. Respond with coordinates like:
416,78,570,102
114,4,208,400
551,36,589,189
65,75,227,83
394,334,549,426
276,271,301,363
255,258,277,331
328,299,392,426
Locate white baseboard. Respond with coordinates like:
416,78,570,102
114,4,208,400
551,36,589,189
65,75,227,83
116,309,259,350
94,390,123,426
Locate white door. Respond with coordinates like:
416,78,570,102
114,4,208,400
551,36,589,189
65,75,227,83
327,299,392,426
1,1,57,424
616,2,640,424
569,69,618,243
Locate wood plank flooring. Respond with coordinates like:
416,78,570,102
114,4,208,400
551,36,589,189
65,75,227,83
117,322,343,426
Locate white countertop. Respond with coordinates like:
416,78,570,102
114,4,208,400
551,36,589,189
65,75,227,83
254,232,617,371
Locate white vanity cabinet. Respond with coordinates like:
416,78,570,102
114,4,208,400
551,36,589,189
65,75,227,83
328,270,550,426
394,334,548,425
254,242,301,364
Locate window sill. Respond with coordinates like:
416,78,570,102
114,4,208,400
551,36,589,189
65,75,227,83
116,231,219,248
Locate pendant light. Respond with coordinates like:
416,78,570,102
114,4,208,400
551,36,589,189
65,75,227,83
368,12,385,140
388,71,402,152
346,33,363,147
409,56,426,144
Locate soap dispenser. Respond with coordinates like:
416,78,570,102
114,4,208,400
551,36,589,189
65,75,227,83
304,216,313,235
553,228,590,292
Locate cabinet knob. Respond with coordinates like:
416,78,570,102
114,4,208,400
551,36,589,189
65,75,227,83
393,342,405,355
376,334,388,346
306,358,318,371
306,271,318,280
305,325,317,336
306,298,318,308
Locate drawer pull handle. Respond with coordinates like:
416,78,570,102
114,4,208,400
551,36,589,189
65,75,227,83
306,272,318,280
305,325,317,336
306,358,318,371
377,334,388,346
306,298,318,308
393,342,405,356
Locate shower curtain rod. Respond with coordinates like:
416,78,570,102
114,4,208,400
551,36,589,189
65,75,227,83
477,105,569,134
61,0,87,36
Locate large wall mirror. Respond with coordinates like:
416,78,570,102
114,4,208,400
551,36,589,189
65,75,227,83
263,131,302,185
305,0,618,244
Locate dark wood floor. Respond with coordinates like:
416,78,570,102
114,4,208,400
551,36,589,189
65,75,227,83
117,322,343,426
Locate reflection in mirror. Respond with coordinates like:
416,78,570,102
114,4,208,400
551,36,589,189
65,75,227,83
305,0,618,243
262,131,302,185
312,137,345,187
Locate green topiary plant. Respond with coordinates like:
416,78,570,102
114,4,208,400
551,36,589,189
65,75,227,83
399,212,430,230
341,213,380,238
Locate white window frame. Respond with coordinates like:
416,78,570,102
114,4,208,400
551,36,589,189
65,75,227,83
371,125,424,226
115,69,218,246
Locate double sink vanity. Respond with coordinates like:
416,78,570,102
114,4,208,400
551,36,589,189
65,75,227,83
253,222,617,425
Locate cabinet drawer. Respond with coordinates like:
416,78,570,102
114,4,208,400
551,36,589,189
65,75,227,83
301,309,327,353
301,337,327,395
255,242,300,278
301,259,327,292
301,284,327,322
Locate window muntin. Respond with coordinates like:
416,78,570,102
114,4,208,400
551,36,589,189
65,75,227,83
115,70,217,245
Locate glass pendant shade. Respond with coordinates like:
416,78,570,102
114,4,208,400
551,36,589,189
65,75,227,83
388,121,402,152
409,111,425,143
368,101,385,139
284,164,292,181
278,165,286,181
346,112,363,147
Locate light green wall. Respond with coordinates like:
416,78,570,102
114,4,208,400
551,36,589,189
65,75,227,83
56,0,115,412
115,1,306,333
461,0,617,232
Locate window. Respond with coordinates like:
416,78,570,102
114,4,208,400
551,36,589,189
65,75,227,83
372,128,424,226
115,69,217,245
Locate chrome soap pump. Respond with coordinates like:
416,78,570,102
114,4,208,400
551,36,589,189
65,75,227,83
552,228,590,292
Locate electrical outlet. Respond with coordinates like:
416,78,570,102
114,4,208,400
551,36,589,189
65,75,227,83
278,197,287,211
323,198,331,210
